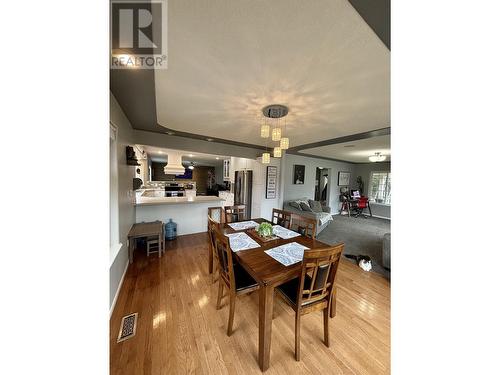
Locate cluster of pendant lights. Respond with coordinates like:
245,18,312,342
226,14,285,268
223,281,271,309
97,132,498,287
260,114,289,164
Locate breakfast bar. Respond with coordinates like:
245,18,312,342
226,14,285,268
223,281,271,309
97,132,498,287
135,193,224,236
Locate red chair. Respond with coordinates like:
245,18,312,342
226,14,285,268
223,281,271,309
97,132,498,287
353,197,372,218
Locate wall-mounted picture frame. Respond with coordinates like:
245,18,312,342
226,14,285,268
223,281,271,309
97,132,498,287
265,166,278,199
338,171,350,186
293,164,305,184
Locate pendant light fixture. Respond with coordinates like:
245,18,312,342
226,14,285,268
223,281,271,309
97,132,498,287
271,126,281,141
262,152,270,164
279,137,289,149
260,104,289,162
273,146,282,158
260,119,270,138
279,117,289,149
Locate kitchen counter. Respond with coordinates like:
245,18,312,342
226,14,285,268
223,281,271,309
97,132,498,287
135,194,224,206
134,193,224,236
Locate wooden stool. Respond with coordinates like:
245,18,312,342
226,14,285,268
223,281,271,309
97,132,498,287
146,224,165,258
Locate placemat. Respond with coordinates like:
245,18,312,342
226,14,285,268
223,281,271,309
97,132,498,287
264,242,309,266
272,225,301,239
225,232,260,252
227,220,260,231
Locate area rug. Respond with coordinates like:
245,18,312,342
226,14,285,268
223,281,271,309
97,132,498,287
317,215,391,279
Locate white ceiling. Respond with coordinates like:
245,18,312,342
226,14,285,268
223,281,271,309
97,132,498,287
299,135,390,163
154,0,390,148
139,145,227,166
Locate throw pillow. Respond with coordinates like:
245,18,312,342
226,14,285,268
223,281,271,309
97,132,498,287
299,202,313,212
289,201,302,210
308,199,323,213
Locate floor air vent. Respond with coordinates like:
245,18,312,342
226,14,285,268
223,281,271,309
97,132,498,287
117,313,138,343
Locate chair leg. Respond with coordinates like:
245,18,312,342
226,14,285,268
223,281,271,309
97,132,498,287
323,308,330,347
330,291,337,318
216,278,224,310
227,292,236,336
295,312,301,361
212,264,218,284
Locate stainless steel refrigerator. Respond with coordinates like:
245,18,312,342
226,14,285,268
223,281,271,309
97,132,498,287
234,170,252,218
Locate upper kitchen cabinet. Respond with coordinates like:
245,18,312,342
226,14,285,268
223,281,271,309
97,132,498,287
223,159,230,181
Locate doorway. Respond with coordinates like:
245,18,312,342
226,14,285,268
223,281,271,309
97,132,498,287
314,167,330,205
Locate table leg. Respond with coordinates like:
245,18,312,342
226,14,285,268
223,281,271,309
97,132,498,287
208,242,213,274
259,284,274,371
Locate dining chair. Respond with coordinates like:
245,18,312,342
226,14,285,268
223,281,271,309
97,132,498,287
146,220,165,258
207,215,221,283
224,205,247,223
271,208,292,229
208,206,224,225
213,229,260,336
290,213,317,239
276,243,344,361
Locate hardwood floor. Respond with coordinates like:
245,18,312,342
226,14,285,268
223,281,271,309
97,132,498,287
110,233,390,374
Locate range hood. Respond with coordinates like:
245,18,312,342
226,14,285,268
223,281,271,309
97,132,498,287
163,152,185,175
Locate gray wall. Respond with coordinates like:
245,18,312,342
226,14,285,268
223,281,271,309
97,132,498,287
282,153,357,214
354,162,391,219
110,94,136,309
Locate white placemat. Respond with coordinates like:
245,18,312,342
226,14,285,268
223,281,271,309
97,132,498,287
227,220,259,231
272,225,301,239
264,242,309,266
225,232,260,252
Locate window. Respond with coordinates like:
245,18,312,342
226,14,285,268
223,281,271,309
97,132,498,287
369,171,391,205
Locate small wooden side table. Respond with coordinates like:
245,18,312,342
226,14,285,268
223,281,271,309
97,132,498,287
127,221,164,263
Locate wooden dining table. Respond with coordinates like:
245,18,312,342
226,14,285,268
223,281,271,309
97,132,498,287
221,218,332,371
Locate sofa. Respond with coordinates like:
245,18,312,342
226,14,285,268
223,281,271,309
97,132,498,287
283,198,333,236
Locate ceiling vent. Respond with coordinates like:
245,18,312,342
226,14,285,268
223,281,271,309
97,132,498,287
163,152,186,175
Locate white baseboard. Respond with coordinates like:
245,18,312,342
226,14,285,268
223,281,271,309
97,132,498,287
109,257,129,318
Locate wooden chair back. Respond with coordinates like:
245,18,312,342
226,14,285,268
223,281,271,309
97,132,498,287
208,206,224,224
297,244,344,308
213,229,236,288
224,205,247,223
271,208,292,229
290,214,317,239
208,215,219,260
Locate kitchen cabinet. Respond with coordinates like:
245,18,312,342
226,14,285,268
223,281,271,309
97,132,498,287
223,159,230,181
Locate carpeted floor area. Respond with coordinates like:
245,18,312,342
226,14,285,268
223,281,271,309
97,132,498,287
317,215,391,279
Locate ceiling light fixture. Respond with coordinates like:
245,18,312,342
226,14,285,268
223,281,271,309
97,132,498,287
206,138,213,142
260,104,289,162
188,162,195,170
368,152,387,162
